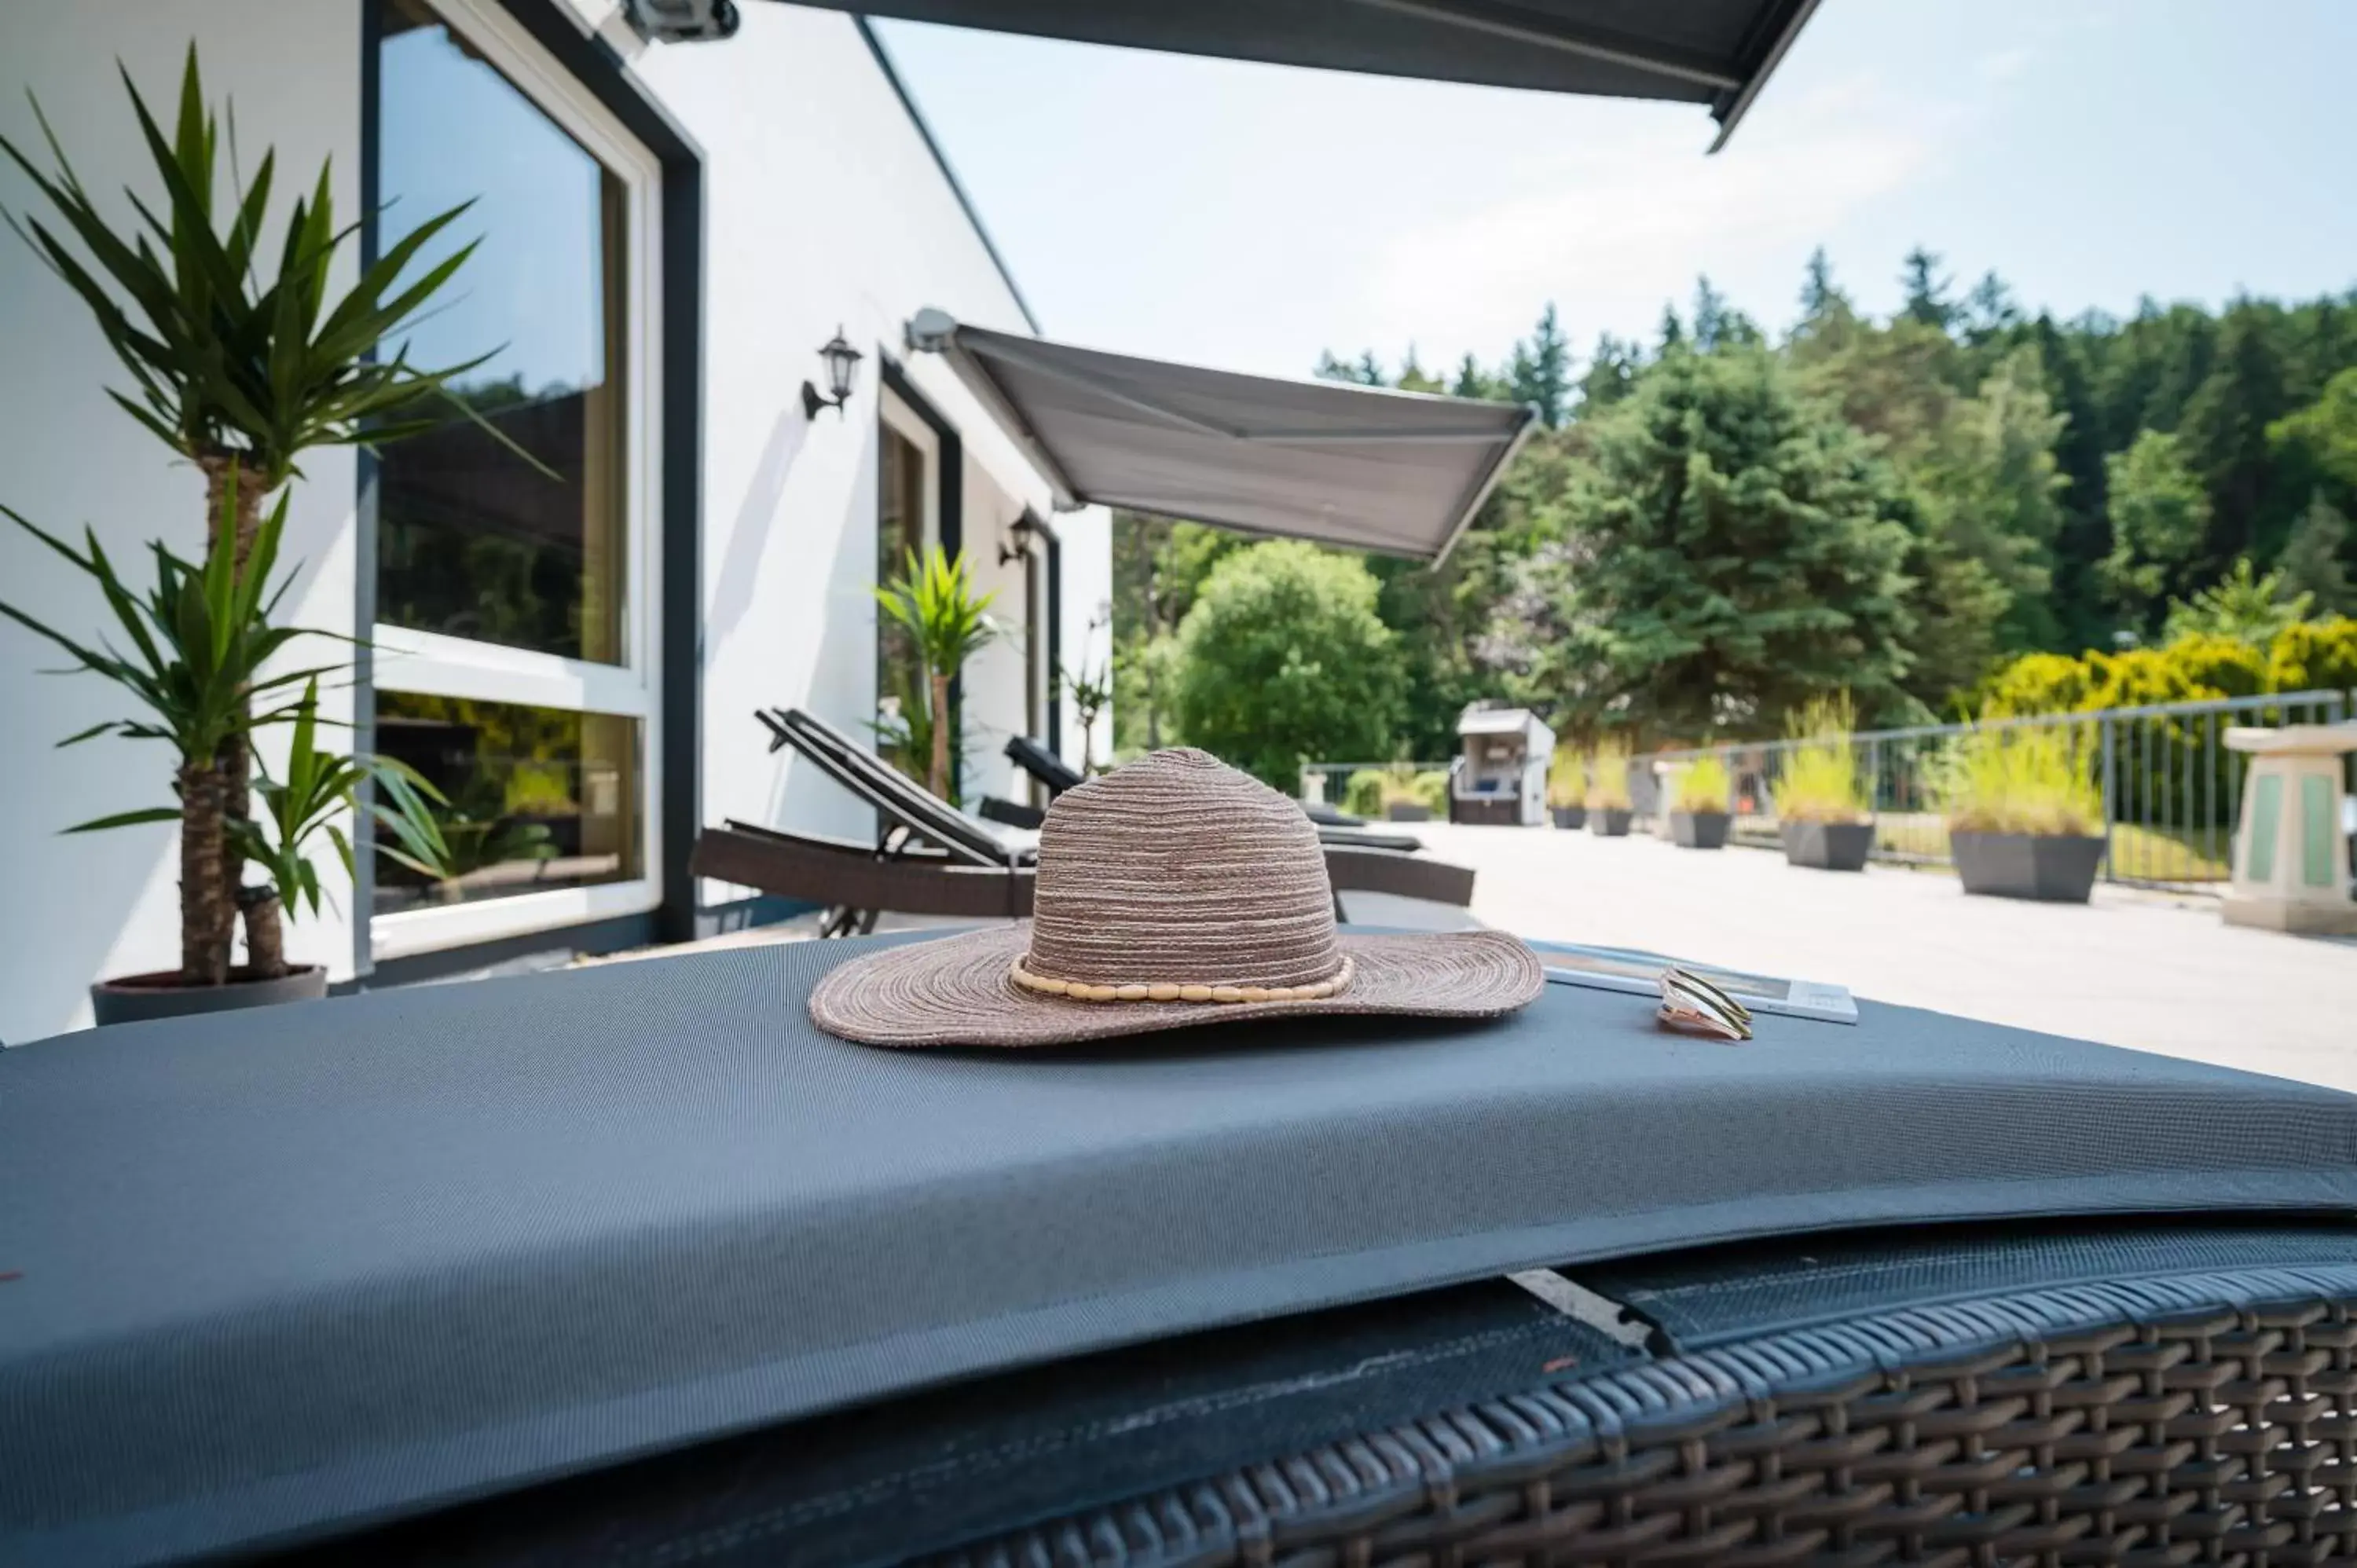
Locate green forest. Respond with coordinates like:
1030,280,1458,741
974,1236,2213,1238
1111,248,2357,784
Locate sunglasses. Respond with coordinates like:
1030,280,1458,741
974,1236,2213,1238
1656,965,1753,1042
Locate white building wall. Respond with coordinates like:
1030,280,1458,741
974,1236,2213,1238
0,4,364,1046
0,1,1109,1042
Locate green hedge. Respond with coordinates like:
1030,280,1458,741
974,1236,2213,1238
1981,621,2348,717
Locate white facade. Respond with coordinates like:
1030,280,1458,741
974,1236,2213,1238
0,0,1109,1042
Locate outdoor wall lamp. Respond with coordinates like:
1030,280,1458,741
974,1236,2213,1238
999,513,1043,566
801,327,863,419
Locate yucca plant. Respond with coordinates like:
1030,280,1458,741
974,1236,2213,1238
0,487,339,983
2,43,509,991
231,678,453,974
874,546,999,800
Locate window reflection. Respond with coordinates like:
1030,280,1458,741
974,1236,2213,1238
374,692,641,913
374,0,629,663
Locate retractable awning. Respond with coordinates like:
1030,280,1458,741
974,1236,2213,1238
803,0,1821,151
908,310,1537,564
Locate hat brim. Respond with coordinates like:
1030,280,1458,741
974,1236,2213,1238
808,923,1545,1049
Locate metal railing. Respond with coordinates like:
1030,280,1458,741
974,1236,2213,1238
1637,690,2356,890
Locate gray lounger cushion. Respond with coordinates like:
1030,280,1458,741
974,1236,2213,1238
5,932,2354,1564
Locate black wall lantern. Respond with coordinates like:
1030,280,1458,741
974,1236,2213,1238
801,327,863,419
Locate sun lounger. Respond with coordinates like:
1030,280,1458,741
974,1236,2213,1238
691,709,1475,928
1003,733,1399,841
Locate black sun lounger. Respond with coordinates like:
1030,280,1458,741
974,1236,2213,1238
1005,732,1397,841
692,709,1476,930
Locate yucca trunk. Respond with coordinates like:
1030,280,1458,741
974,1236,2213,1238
929,670,953,800
178,760,233,984
241,890,288,980
202,453,267,980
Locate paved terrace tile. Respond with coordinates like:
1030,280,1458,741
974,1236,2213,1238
1413,821,2357,1094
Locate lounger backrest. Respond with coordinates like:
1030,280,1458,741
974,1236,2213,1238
769,708,1016,868
1003,735,1085,797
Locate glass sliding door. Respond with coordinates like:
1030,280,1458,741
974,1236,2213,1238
367,0,661,958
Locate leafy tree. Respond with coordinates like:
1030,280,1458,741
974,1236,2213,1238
1541,345,1916,737
1169,540,1402,790
2161,558,2311,648
2101,430,2211,627
2271,365,2357,494
1507,303,1574,427
2275,491,2352,617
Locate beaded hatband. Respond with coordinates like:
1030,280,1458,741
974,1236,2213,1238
1009,954,1354,1005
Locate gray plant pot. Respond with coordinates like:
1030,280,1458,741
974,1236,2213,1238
1670,810,1732,849
91,965,329,1028
1783,819,1874,871
1950,830,2106,903
1590,808,1633,837
1551,805,1587,830
1384,802,1432,822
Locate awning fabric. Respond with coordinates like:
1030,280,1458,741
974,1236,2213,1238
915,315,1537,563
821,0,1821,150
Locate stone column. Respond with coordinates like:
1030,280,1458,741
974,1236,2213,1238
2222,724,2357,935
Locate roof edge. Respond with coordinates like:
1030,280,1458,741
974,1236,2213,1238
854,15,1043,333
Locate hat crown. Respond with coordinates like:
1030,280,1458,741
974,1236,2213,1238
1026,748,1340,990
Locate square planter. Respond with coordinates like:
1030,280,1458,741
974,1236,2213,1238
1551,805,1587,830
1782,819,1873,871
1590,808,1633,837
1950,830,2106,903
1670,810,1731,849
1384,802,1432,822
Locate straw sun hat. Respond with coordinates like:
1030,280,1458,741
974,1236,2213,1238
809,747,1543,1048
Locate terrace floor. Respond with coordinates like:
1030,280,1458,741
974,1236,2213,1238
1415,819,2357,1093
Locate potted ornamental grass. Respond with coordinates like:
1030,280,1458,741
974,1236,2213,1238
1375,765,1447,822
1940,722,2107,903
0,47,500,1019
1546,746,1587,830
1776,693,1875,871
1586,739,1634,836
1668,754,1733,848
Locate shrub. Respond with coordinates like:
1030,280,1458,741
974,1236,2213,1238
1675,755,1731,813
1170,540,1403,792
1341,769,1386,819
1586,738,1633,810
1545,746,1587,808
2267,617,2357,694
1980,652,2099,718
1776,693,1871,823
1939,724,2101,837
1409,769,1450,815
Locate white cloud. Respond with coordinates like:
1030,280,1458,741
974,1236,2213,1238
1359,76,1946,357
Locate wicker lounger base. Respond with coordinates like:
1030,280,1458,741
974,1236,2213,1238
934,1264,2357,1567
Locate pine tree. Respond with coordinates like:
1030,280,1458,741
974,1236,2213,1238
2277,490,2352,617
1396,346,1443,394
1900,247,1957,333
1450,352,1500,401
1577,333,1639,414
1508,303,1573,427
1657,304,1685,354
1546,345,1916,735
1797,247,1848,324
2176,301,2291,572
1963,271,2021,343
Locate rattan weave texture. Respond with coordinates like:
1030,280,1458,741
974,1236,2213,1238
933,1266,2357,1567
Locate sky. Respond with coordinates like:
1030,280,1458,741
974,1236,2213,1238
874,0,2357,383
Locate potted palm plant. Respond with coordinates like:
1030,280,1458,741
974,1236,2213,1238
1777,694,1875,870
1547,746,1587,830
1587,738,1634,835
1,494,444,1022
1941,722,2107,902
0,46,497,1017
874,545,999,800
1668,754,1733,848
